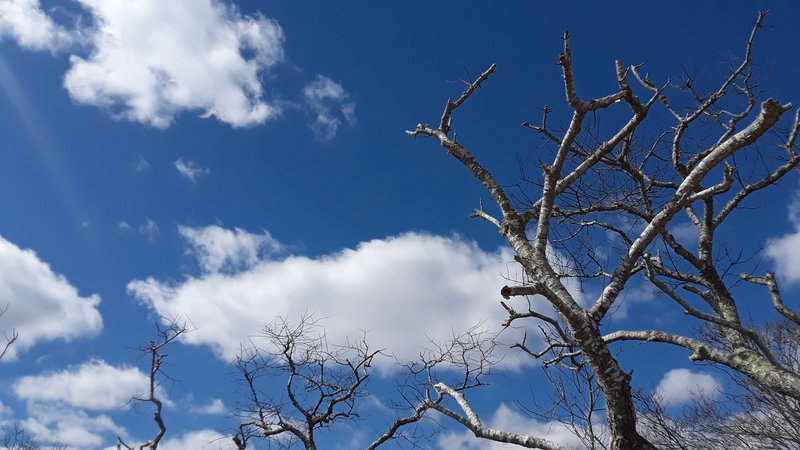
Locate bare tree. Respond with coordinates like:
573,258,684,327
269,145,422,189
232,315,381,450
1,422,67,450
2,422,41,450
117,321,192,450
406,11,800,449
367,324,502,449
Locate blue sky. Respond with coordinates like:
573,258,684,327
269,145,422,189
1,1,800,448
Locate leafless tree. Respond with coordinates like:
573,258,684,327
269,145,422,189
367,323,502,449
1,422,41,450
1,422,67,450
406,11,800,449
117,321,192,450
232,315,381,450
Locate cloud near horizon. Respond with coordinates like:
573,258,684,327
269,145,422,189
12,359,159,447
128,226,555,373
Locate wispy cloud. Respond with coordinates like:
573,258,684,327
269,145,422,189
302,75,356,141
118,218,160,242
174,159,210,182
133,155,150,172
139,218,160,242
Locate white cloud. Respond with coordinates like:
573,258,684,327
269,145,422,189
303,75,355,141
1,0,284,128
13,359,151,410
437,403,586,449
766,198,800,283
179,225,282,273
767,235,800,283
189,398,226,415
128,229,544,372
175,159,210,182
654,368,721,407
0,236,102,360
65,0,284,128
158,429,236,450
0,0,78,51
2,2,359,135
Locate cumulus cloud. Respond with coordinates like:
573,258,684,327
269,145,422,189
128,227,545,372
0,236,101,360
13,359,152,410
303,75,356,141
437,403,586,449
1,0,284,127
654,368,721,407
179,225,282,273
175,159,210,182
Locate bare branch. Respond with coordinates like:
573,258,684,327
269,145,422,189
742,272,800,326
117,320,192,450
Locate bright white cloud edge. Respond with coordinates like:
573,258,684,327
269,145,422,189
128,226,557,373
1,0,284,128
